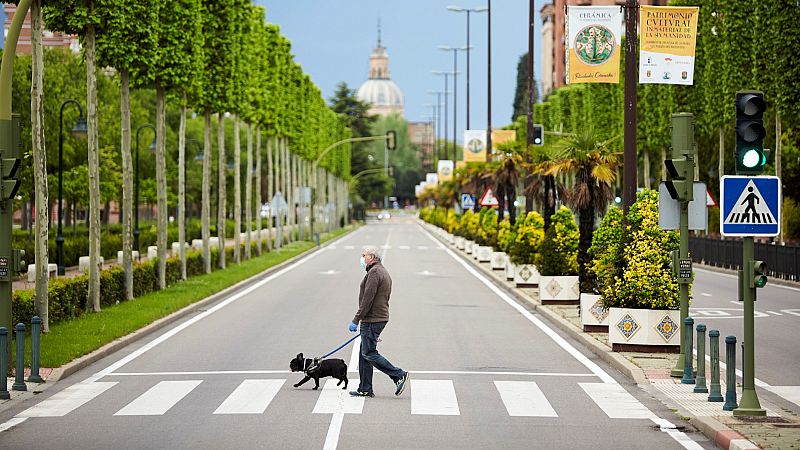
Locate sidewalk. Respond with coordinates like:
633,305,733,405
422,222,800,450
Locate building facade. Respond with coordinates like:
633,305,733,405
3,5,79,54
356,30,404,117
407,121,435,171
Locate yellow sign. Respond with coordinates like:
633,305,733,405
491,130,516,152
566,6,623,84
639,6,700,85
463,130,487,162
437,160,454,182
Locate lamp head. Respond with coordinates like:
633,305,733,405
71,115,88,139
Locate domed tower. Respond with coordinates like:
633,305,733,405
356,22,404,117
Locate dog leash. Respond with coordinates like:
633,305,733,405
319,334,360,359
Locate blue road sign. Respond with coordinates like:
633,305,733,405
461,194,475,210
720,176,781,237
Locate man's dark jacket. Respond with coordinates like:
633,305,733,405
353,261,392,324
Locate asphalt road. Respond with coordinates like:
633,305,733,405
0,217,713,449
690,266,800,409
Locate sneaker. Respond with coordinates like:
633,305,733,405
349,390,374,398
394,372,410,396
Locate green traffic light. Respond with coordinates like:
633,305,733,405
741,148,762,168
754,275,767,288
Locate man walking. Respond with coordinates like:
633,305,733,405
348,246,409,398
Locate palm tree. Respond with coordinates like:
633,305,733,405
494,154,521,225
524,144,566,230
547,129,621,292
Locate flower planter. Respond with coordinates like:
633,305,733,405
608,307,680,353
513,263,540,287
446,233,454,244
490,252,507,270
476,246,492,263
465,241,475,255
505,261,515,281
455,237,465,250
539,275,580,305
580,293,608,332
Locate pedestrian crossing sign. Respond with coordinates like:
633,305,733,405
720,175,781,237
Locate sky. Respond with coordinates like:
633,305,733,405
256,1,544,141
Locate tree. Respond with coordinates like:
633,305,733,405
512,52,539,121
31,0,48,329
329,82,376,203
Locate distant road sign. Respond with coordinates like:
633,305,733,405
461,194,475,210
478,188,499,207
720,176,780,237
658,182,707,231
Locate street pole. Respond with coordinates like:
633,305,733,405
453,50,458,162
525,0,535,213
57,99,86,276
486,0,492,157
734,236,765,415
433,71,453,160
623,0,639,213
134,124,155,252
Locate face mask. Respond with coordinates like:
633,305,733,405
359,256,367,269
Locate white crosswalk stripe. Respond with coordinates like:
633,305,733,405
313,379,364,414
411,380,460,415
214,379,285,415
18,382,118,418
115,380,202,416
579,383,656,419
494,381,557,417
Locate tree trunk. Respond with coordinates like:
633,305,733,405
155,84,167,290
120,70,133,299
202,110,211,274
578,174,595,293
217,114,226,268
233,114,241,263
776,111,782,244
254,125,262,255
86,16,101,312
543,175,555,229
245,122,253,259
178,100,187,279
31,0,49,330
266,136,273,251
643,149,651,190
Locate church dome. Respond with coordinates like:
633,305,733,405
357,79,404,108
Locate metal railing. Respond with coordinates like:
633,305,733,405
689,236,800,281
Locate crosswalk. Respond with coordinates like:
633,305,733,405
17,378,657,421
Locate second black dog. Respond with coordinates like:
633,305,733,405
289,353,348,390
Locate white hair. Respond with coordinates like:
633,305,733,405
362,245,382,262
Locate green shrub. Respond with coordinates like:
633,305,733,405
479,208,498,248
508,211,545,265
497,218,516,253
588,206,624,295
536,206,579,276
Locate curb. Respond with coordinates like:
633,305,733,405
690,416,760,450
46,228,357,384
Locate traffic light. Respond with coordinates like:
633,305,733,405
532,124,544,146
386,130,397,151
749,260,767,289
12,249,25,274
0,116,22,200
664,157,693,201
735,91,767,175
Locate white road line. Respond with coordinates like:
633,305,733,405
17,382,118,418
494,381,557,417
115,380,202,416
398,245,410,250
107,370,292,376
416,246,429,250
0,418,27,433
313,379,364,414
411,380,460,415
695,267,800,293
701,292,712,297
764,386,800,406
323,413,345,450
104,369,593,377
410,370,594,377
579,383,655,419
213,379,285,414
651,418,706,450
419,224,614,384
767,310,783,315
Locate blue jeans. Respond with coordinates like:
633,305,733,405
358,321,404,393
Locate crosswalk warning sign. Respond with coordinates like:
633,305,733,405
720,176,781,237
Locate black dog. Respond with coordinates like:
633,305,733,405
289,353,348,390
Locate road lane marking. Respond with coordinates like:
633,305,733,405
784,309,800,317
694,267,800,293
320,270,340,275
105,369,593,377
411,380,460,415
764,386,800,406
213,379,285,414
416,246,429,250
410,370,595,377
17,382,118,418
348,336,361,373
494,381,557,417
313,379,364,414
418,224,614,384
398,245,410,250
107,370,292,376
651,418,706,450
700,292,712,297
579,383,655,419
767,310,783,316
115,380,201,416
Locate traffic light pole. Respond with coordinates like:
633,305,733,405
734,235,765,416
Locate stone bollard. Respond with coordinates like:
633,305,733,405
723,335,738,411
28,316,43,383
147,246,158,260
694,324,708,393
117,250,140,265
0,327,9,399
12,323,27,391
708,330,724,402
78,256,104,273
682,317,695,384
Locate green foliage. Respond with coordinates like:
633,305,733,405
598,190,681,310
509,211,545,265
478,208,498,248
536,206,579,276
588,206,624,295
497,218,516,254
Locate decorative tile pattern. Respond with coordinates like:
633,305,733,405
654,314,678,342
616,313,640,341
518,265,532,282
546,278,562,297
571,280,581,297
589,299,608,323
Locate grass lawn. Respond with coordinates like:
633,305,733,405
11,226,354,371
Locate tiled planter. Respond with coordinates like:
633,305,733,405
608,307,681,353
476,246,492,262
505,261,515,281
580,293,608,332
465,241,475,255
446,233,454,244
513,263,540,287
455,237,465,250
490,252,507,270
539,275,580,305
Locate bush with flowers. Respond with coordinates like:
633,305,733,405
497,218,515,253
508,211,545,265
536,206,579,276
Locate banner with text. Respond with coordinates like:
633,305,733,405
463,130,487,162
437,160,454,182
566,6,622,84
639,6,699,85
491,130,517,152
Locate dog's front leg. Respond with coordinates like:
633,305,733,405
294,376,311,388
312,377,320,390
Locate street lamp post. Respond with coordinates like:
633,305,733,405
447,6,488,130
427,90,444,160
439,46,469,161
56,100,87,276
432,70,457,160
134,124,156,251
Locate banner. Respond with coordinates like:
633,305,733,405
437,160,454,182
426,173,438,185
463,130,487,162
491,130,516,152
639,6,699,85
566,6,623,84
